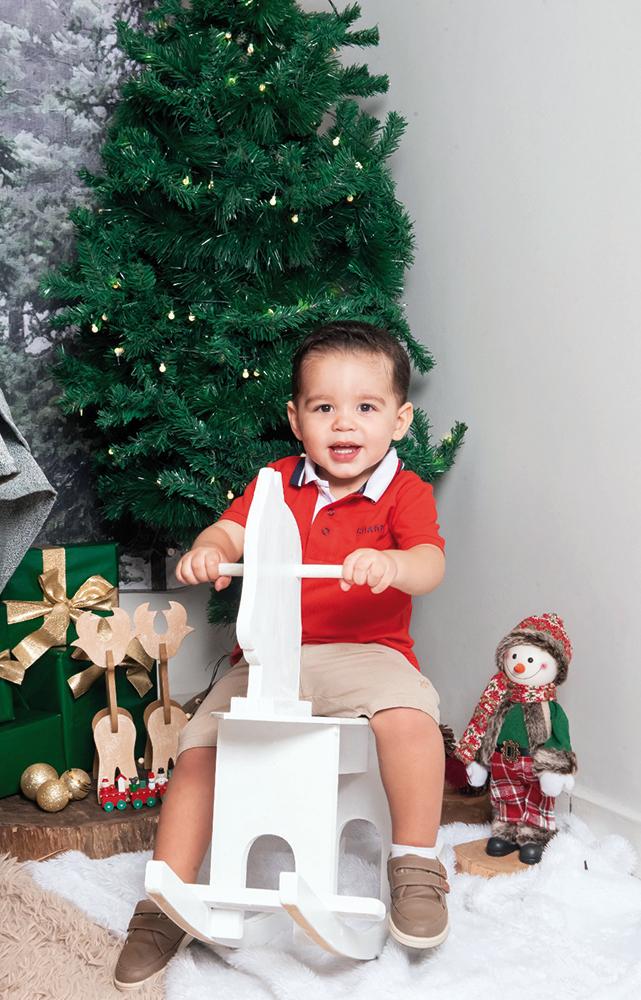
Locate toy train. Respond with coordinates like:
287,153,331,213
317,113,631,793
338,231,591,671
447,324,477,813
99,768,169,812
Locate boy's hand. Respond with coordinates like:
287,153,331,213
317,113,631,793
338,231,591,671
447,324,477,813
340,549,398,595
175,545,232,590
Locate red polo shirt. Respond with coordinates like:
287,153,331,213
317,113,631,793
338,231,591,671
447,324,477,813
221,455,444,670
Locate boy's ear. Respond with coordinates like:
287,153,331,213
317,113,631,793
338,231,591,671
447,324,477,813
392,401,414,441
287,400,302,441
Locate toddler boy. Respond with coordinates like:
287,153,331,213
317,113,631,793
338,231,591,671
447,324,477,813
114,321,448,990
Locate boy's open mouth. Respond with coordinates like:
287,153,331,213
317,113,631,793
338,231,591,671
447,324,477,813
330,444,361,462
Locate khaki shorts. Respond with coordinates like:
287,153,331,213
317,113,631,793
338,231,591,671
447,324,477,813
177,642,440,757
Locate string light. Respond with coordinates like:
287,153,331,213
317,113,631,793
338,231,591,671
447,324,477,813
227,490,234,499
267,308,275,315
101,313,108,321
111,280,121,289
156,478,161,485
159,362,167,373
332,136,340,146
269,194,277,206
227,76,237,86
114,346,124,357
108,448,114,455
291,213,299,223
253,370,260,377
91,323,99,333
225,31,232,39
80,408,84,416
168,310,175,320
188,313,196,322
355,161,363,170
242,368,250,378
208,180,215,190
346,194,354,202
258,83,266,92
210,476,216,484
182,176,191,186
247,43,254,55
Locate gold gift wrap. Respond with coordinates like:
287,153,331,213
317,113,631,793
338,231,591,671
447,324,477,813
1,545,118,681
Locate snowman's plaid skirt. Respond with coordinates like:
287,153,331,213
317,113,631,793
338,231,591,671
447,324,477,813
489,751,556,831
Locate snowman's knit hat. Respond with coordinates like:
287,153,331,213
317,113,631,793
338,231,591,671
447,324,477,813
495,612,572,685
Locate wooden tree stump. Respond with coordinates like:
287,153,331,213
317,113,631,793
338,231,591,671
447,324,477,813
454,838,529,877
0,787,159,861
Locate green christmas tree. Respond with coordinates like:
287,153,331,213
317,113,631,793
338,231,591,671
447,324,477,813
44,0,465,617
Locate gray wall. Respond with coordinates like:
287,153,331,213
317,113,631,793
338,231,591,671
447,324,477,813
350,0,641,821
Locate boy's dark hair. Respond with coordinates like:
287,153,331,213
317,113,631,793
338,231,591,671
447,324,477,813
291,321,410,404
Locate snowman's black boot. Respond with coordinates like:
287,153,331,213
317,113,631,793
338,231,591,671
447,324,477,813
518,842,544,865
486,836,519,857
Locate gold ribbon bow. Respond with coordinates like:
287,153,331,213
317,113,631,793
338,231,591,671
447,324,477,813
0,649,24,685
67,636,154,700
3,547,117,676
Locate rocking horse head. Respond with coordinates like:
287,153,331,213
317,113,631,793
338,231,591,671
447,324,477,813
133,601,193,660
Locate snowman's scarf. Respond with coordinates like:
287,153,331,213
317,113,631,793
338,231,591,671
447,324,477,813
454,671,557,765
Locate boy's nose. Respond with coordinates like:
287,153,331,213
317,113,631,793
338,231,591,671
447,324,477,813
513,663,526,674
332,411,355,430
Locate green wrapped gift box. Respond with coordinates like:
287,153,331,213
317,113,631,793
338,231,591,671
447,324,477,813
0,542,118,670
17,646,157,781
0,700,66,798
0,676,15,723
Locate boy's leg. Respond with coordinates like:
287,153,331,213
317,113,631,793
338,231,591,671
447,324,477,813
369,707,444,847
299,643,449,951
369,707,449,950
115,659,250,990
153,746,217,881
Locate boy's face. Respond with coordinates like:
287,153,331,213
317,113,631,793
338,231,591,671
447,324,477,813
287,349,413,496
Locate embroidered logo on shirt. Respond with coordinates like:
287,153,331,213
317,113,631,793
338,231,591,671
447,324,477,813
356,524,385,534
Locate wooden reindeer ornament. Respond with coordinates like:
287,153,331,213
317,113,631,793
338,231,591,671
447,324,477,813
134,601,193,774
72,608,137,798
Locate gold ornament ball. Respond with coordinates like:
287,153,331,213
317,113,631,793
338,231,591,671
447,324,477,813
36,779,72,813
20,763,59,801
60,768,92,801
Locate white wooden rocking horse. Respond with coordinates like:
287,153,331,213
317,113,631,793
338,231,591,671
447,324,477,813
145,468,392,960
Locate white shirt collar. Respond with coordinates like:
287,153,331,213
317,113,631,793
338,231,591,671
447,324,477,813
299,447,401,503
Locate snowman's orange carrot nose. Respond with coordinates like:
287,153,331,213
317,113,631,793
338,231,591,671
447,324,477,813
513,663,526,674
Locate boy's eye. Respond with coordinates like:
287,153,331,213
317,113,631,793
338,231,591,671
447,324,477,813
359,403,375,412
315,404,332,412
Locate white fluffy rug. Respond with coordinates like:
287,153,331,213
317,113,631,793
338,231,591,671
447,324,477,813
27,817,641,1000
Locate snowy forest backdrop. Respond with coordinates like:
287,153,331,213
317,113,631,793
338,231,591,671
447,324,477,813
0,0,164,586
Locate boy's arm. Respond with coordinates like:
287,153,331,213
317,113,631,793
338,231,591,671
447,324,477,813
175,518,245,587
340,544,445,597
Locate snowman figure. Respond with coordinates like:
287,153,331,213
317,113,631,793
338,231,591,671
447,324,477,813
455,613,576,864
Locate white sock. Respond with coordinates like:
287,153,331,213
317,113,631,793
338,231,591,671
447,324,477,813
390,842,438,860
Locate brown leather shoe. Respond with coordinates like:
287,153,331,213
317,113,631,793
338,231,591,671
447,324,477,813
114,899,192,990
387,854,450,949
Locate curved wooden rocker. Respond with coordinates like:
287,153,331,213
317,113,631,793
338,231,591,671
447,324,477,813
145,468,392,960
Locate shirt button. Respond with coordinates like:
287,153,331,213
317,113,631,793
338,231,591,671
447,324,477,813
321,527,330,535
327,510,335,517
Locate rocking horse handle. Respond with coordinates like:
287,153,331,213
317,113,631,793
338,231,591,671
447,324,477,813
218,562,343,579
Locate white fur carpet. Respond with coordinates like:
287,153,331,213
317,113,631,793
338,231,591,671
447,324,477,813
27,817,641,1000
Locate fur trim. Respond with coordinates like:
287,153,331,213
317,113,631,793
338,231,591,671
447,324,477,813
532,747,578,775
515,823,556,847
491,818,518,840
496,629,569,685
522,703,551,746
477,700,512,767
